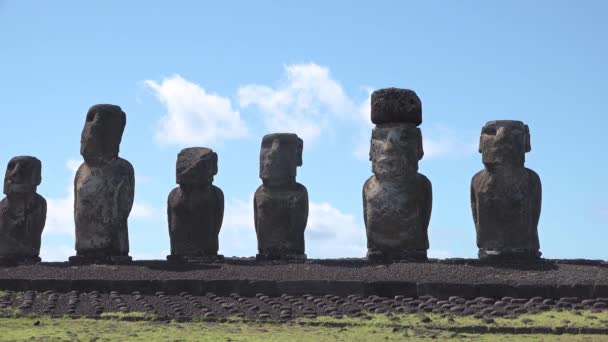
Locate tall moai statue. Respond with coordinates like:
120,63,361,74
363,88,433,262
0,156,47,265
471,120,542,261
254,133,308,261
167,148,224,263
70,104,135,264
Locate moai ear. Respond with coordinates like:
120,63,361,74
478,126,484,153
416,128,424,160
211,152,219,176
31,158,42,186
296,138,304,166
369,143,373,161
524,124,531,152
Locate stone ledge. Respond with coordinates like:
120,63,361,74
1,278,607,299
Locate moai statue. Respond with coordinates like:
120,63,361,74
0,157,47,265
70,104,134,264
471,120,542,261
167,147,224,263
363,88,433,262
254,133,308,261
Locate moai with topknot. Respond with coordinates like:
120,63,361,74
167,147,224,263
363,88,433,262
471,120,542,261
0,156,47,265
70,104,134,264
254,133,308,261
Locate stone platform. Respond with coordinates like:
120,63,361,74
1,258,608,299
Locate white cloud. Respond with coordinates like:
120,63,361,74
306,202,367,258
131,202,158,220
353,87,373,160
39,244,73,262
238,63,358,143
428,249,452,259
44,159,80,236
422,124,478,160
145,75,248,146
131,250,169,261
219,196,257,257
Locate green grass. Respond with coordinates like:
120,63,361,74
99,311,150,319
1,312,608,341
305,310,608,329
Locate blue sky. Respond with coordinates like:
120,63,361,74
1,1,607,261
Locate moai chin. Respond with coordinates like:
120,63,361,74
471,120,542,261
254,133,308,262
167,147,224,263
0,156,47,265
363,88,432,263
70,104,134,264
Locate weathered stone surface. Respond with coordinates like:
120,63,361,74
363,121,432,262
254,133,308,260
471,120,541,261
167,147,224,262
0,156,46,264
72,104,134,264
371,88,422,126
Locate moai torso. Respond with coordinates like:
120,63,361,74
471,120,542,260
364,174,431,254
0,156,46,262
254,133,308,260
167,147,224,259
73,104,134,261
254,183,308,257
363,88,432,262
74,157,134,255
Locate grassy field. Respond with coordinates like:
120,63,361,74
1,311,608,341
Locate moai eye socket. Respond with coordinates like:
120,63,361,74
371,129,387,140
483,126,497,135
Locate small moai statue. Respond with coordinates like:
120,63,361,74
363,88,433,262
254,133,308,261
70,104,135,264
0,156,47,265
471,120,542,261
167,147,224,263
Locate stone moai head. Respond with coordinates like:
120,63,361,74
176,147,218,187
80,104,126,166
3,156,41,196
479,120,531,167
259,133,303,187
370,124,423,178
369,88,423,179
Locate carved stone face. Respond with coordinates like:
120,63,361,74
3,156,41,195
479,120,530,167
176,147,218,186
259,133,303,186
370,124,423,178
80,104,126,166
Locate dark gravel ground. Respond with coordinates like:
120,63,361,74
1,258,607,285
3,290,608,322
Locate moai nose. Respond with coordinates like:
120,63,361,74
8,164,22,182
383,131,399,152
271,139,280,150
496,126,507,139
